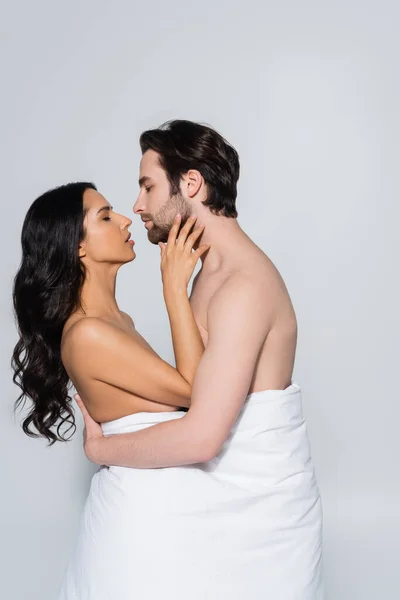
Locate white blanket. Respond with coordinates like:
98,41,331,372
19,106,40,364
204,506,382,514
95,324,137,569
59,383,323,599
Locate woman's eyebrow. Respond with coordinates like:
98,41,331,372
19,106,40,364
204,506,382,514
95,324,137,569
96,206,113,215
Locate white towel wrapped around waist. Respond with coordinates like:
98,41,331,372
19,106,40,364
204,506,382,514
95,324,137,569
59,383,323,599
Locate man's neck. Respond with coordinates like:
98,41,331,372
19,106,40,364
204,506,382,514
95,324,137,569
194,214,251,274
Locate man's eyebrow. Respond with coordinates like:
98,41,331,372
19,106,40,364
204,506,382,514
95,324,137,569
138,176,152,187
96,205,112,215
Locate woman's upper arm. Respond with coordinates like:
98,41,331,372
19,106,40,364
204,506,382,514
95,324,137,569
66,319,191,408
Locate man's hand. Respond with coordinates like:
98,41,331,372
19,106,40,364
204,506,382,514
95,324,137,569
74,394,105,464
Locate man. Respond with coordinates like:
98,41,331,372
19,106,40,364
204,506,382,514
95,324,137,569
76,120,323,597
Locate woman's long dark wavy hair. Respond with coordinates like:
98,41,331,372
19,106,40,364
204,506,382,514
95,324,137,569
12,182,96,444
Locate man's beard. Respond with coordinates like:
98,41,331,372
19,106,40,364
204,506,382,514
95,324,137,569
145,193,192,244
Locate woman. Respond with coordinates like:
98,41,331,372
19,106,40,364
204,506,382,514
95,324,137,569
12,182,209,597
13,182,208,440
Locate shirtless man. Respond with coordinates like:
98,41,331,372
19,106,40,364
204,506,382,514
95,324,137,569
73,120,323,597
76,119,299,467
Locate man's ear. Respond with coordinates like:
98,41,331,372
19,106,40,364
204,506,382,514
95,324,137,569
182,169,203,199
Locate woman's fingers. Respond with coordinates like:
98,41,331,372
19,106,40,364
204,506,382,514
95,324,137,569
158,241,166,259
176,215,197,247
167,214,182,246
184,223,205,252
163,214,207,263
192,244,211,261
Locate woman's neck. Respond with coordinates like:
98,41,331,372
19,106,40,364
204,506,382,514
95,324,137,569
78,264,120,317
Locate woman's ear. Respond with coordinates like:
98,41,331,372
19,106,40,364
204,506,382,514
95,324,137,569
78,242,86,258
183,169,203,199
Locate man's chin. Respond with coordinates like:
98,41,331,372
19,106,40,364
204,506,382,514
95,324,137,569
147,228,169,245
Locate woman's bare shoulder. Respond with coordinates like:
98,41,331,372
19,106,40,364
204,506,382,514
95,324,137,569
63,311,134,341
61,317,131,364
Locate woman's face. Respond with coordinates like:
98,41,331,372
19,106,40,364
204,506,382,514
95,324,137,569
79,189,135,266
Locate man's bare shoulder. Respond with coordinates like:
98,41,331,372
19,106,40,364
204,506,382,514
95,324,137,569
240,241,294,300
238,244,297,329
216,255,274,300
203,271,273,348
245,242,287,281
209,271,269,317
207,249,294,325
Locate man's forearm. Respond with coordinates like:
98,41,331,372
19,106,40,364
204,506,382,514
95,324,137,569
92,415,214,469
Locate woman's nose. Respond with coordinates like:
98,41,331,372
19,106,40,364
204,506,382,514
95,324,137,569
121,216,132,228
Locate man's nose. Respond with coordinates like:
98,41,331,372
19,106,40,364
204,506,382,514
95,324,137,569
133,195,145,214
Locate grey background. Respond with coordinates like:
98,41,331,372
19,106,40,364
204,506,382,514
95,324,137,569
1,1,399,599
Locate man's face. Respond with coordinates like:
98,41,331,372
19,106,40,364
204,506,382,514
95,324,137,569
133,149,192,244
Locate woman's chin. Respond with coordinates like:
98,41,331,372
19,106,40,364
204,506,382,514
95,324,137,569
113,249,136,268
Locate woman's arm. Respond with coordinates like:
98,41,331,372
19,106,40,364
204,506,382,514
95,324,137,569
66,318,193,412
65,217,210,421
161,215,209,385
